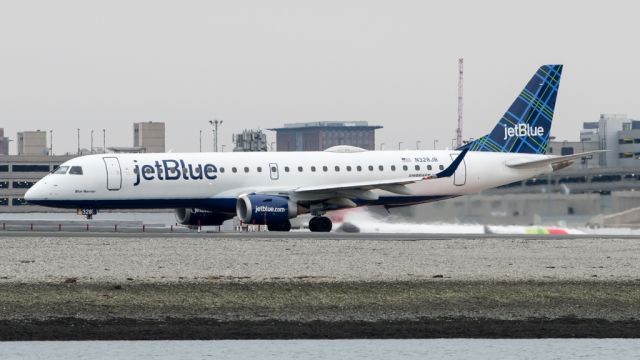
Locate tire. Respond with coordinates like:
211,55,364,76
268,220,292,232
309,216,332,232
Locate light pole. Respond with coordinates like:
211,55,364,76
199,130,202,152
379,143,385,151
49,130,53,156
433,139,439,150
77,128,80,155
416,140,421,150
102,129,106,153
90,130,94,154
398,141,403,150
209,119,223,152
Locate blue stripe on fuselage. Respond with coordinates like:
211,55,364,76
27,195,457,212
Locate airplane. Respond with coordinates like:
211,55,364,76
25,64,600,232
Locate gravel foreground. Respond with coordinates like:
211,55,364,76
1,280,639,339
0,235,639,339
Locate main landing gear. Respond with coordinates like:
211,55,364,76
308,216,332,232
267,220,292,232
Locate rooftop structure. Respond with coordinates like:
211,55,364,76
134,122,165,153
17,130,48,156
268,121,382,151
232,130,268,152
0,129,9,155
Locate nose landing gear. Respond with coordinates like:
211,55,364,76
308,216,332,232
267,220,292,232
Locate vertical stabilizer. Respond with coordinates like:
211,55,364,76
460,64,563,154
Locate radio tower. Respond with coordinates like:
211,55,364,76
456,58,464,148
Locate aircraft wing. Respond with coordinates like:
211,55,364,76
505,150,606,170
254,148,468,203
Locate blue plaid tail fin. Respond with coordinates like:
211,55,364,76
460,64,563,154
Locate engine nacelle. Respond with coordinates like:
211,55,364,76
174,208,230,226
236,194,300,225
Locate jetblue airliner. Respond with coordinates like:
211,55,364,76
25,65,598,232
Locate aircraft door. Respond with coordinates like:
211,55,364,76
103,157,122,190
449,153,466,186
269,163,279,180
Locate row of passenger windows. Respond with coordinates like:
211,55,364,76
214,164,445,174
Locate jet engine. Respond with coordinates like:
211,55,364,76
236,194,303,224
174,208,231,226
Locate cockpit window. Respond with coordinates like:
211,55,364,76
69,166,83,175
53,166,69,174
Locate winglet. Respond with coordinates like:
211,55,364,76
424,148,469,180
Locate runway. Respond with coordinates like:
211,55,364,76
0,233,638,339
0,233,638,282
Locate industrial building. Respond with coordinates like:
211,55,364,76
548,114,640,169
269,121,382,151
232,130,268,152
133,122,165,153
0,129,9,156
17,130,48,156
0,155,74,212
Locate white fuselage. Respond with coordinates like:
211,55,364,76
25,150,551,214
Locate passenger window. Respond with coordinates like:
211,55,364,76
414,165,420,171
271,166,277,173
244,167,249,173
335,166,340,172
403,165,408,171
439,165,444,170
257,167,262,172
356,166,362,172
53,166,69,174
311,166,316,172
298,166,303,172
232,167,238,173
368,165,374,171
284,166,290,172
220,167,225,173
346,166,352,172
378,165,384,171
322,166,328,172
427,165,432,171
391,165,396,171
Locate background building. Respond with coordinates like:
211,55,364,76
548,114,640,169
232,130,267,152
17,130,48,156
0,129,9,155
0,154,74,211
133,122,165,153
269,121,382,151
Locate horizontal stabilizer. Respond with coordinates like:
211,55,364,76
505,150,607,170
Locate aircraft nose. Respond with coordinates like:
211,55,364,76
24,180,47,203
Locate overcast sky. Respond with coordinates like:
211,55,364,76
1,0,638,154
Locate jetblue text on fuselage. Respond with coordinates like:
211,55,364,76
503,123,545,140
133,159,218,186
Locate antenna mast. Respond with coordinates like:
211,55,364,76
456,58,464,148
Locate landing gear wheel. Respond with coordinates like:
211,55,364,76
309,216,332,232
267,220,292,232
